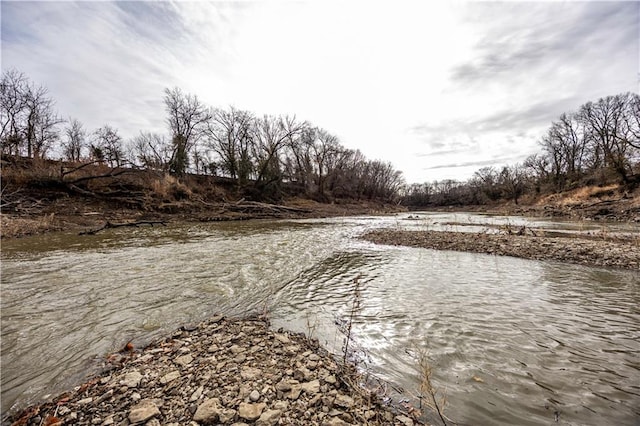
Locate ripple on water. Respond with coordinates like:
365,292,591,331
2,215,639,425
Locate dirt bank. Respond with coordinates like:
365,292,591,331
416,184,640,223
361,229,639,270
0,199,403,240
4,316,421,426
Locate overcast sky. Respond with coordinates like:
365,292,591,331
2,1,638,183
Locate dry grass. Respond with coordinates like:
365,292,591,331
0,213,61,239
150,174,192,200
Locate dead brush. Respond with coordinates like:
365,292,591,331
150,174,193,201
414,347,450,426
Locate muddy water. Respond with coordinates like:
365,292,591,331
1,213,639,425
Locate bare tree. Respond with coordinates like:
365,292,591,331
62,118,86,161
0,69,62,158
93,125,124,167
206,106,255,183
163,87,212,175
282,125,315,193
311,128,340,198
131,132,172,171
472,166,501,201
0,69,28,155
499,164,526,204
579,94,632,183
23,81,62,159
252,114,305,186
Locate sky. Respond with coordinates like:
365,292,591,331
1,1,638,183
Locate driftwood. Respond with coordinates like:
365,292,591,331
222,200,311,214
79,220,166,236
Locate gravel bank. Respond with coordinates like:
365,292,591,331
362,230,640,270
5,316,419,426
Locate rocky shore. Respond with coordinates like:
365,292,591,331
361,229,640,270
5,316,419,426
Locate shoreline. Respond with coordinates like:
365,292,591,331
0,201,405,240
4,315,422,426
361,229,640,270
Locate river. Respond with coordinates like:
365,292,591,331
1,213,639,425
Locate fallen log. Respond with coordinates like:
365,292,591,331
79,220,166,236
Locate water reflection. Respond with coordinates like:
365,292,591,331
2,214,639,425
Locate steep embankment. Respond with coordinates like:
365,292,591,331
0,160,403,239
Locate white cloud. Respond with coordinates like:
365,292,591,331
1,1,637,183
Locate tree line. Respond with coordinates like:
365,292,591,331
404,92,640,207
1,69,404,202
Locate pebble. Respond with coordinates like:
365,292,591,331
6,316,423,426
249,390,261,402
128,400,160,424
121,371,142,388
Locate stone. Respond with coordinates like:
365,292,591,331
230,345,243,354
396,415,414,426
287,384,302,400
101,416,114,425
275,380,292,392
121,371,143,388
334,394,354,408
324,375,337,385
193,398,221,423
128,401,160,424
175,354,193,367
145,420,161,426
301,379,320,394
274,333,290,344
273,400,288,411
238,402,266,421
321,418,350,426
77,397,93,405
240,366,261,380
219,409,237,423
190,385,204,402
256,409,281,426
249,390,261,402
160,371,180,384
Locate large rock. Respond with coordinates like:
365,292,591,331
238,402,266,421
396,414,414,426
256,409,281,426
121,371,142,388
193,398,221,423
301,379,320,394
321,418,351,426
334,394,354,408
128,401,160,424
175,354,193,367
160,371,180,384
240,366,261,380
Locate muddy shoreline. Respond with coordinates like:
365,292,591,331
4,315,422,426
361,229,639,270
0,201,404,240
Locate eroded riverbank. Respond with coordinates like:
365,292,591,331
5,315,420,426
361,229,640,270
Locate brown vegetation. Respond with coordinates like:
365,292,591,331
403,92,640,216
0,155,404,239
